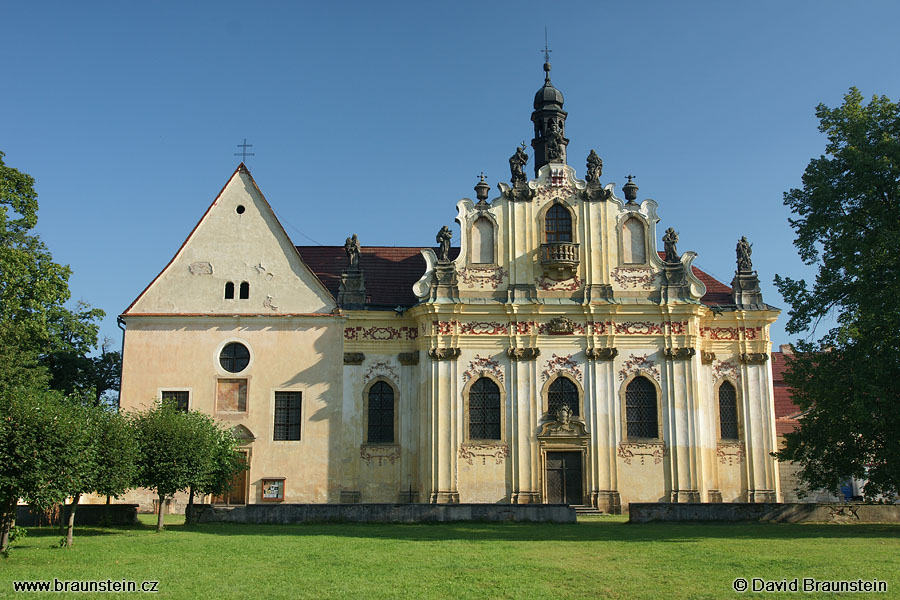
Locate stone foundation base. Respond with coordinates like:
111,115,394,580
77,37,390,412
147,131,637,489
592,490,622,514
339,491,361,504
671,489,701,503
429,491,460,504
629,502,900,523
511,492,541,504
707,490,723,503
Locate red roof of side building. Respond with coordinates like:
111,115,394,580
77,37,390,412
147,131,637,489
297,246,735,309
771,350,803,435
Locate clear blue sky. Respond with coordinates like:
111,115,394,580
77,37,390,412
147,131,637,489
3,1,899,348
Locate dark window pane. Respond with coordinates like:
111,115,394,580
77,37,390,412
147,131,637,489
224,282,235,299
469,377,501,440
239,281,250,299
626,376,658,439
719,381,739,440
367,381,395,443
274,391,302,441
162,390,189,412
548,377,579,417
219,342,250,373
545,204,572,243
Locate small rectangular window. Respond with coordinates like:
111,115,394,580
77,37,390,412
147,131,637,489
217,379,247,412
274,391,302,441
162,390,189,412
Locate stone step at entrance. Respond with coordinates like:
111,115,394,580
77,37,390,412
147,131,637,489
572,505,607,517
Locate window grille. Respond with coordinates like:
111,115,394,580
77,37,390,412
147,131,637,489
367,381,395,443
545,204,573,242
219,342,250,373
274,391,302,441
625,376,658,439
548,377,579,417
469,377,501,440
161,390,189,412
719,381,739,440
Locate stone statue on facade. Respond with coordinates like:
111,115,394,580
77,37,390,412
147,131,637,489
585,149,603,183
509,143,528,186
436,226,453,262
545,120,564,161
736,236,753,272
344,233,360,269
663,227,679,263
554,404,572,427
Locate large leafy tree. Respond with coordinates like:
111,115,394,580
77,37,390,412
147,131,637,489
774,88,900,499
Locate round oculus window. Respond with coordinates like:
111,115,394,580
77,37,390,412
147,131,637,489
236,205,246,214
219,342,250,373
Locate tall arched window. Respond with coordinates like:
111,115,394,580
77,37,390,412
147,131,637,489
718,381,739,440
545,204,573,242
224,282,235,299
625,376,658,439
469,377,501,440
622,217,646,264
367,381,394,443
239,281,250,299
548,377,579,417
471,217,494,264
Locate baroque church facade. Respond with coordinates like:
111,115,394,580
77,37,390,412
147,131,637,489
119,62,781,512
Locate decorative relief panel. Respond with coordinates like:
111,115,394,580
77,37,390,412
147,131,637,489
618,353,660,382
586,347,618,361
458,266,507,289
610,267,658,290
538,318,586,335
458,443,508,466
699,326,762,341
534,185,574,202
713,359,741,382
462,355,504,384
360,445,400,466
432,320,455,335
664,347,696,360
541,353,583,382
535,275,582,291
613,321,687,335
740,353,769,364
344,326,418,341
428,348,461,361
617,442,667,465
188,261,213,275
511,321,536,335
507,347,540,361
459,322,509,336
716,442,745,466
343,352,365,365
398,352,419,366
362,361,398,385
701,351,716,364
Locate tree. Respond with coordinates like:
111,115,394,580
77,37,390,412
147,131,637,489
61,406,137,547
45,337,122,407
774,88,900,499
186,421,246,524
133,402,244,532
0,388,93,553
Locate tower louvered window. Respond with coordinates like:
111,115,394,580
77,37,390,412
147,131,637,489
545,204,573,242
548,377,579,417
469,377,501,440
625,376,658,439
719,381,739,440
367,381,395,443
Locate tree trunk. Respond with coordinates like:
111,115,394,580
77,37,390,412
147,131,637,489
66,492,81,548
186,486,195,525
156,493,166,532
105,495,111,504
0,497,15,554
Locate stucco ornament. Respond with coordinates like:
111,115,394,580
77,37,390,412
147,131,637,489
458,443,508,466
462,355,504,384
188,261,213,275
617,442,667,465
541,353,582,382
362,361,398,385
618,353,660,382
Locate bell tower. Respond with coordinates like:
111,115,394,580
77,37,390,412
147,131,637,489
530,54,569,176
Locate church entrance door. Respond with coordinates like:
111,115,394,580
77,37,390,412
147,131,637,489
545,451,582,504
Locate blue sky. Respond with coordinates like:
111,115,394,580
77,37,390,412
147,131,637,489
3,1,899,348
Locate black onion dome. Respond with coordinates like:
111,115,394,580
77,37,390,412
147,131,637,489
533,63,564,109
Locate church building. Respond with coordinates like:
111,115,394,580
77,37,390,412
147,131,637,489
119,61,781,513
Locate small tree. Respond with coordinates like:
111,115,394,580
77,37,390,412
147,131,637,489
186,423,246,524
0,388,92,554
62,406,137,547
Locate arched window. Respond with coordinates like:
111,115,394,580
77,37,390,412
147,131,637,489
239,281,250,299
469,377,501,440
718,381,739,440
548,377,579,417
622,217,646,264
367,381,395,443
224,282,235,299
545,204,573,243
625,376,658,439
471,217,494,264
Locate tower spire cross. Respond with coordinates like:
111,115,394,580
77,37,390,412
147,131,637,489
234,138,255,163
543,27,552,64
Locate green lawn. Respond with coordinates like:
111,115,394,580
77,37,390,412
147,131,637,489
1,514,897,599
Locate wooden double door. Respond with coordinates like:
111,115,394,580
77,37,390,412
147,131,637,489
545,451,583,505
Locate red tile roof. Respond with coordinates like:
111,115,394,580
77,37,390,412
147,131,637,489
771,351,802,435
297,246,734,309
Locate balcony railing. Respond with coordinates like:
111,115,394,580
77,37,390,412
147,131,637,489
540,242,579,279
